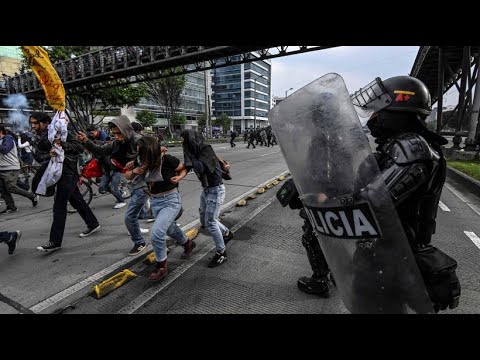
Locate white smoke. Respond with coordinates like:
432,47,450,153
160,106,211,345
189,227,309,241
2,94,30,133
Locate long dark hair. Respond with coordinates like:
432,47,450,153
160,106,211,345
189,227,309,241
136,136,162,172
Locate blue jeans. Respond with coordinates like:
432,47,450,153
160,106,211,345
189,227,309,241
150,190,187,262
100,171,124,203
124,187,149,246
138,198,151,219
199,184,229,253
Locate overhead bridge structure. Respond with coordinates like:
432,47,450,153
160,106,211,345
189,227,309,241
3,46,333,97
410,46,480,148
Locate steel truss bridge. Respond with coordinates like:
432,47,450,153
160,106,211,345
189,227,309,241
4,45,480,146
3,46,333,97
411,46,480,148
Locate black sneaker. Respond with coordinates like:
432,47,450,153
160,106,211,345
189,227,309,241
297,276,331,297
36,242,61,252
0,208,18,215
6,231,21,255
31,195,39,207
208,250,227,268
223,231,234,242
79,225,101,238
128,243,147,256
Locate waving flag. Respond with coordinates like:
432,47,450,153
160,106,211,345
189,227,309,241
21,46,65,111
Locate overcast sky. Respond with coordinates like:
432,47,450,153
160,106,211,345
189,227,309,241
270,46,458,108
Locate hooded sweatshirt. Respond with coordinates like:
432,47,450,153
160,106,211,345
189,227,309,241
83,115,146,189
182,129,222,188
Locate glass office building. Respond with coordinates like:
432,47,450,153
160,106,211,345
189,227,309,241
133,66,210,132
211,55,271,133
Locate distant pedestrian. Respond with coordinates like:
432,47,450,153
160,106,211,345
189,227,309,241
247,130,256,149
230,130,236,147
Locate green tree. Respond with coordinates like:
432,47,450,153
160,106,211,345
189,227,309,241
213,113,231,133
66,85,147,130
172,113,187,126
20,46,147,130
197,113,207,128
136,110,157,128
143,67,187,137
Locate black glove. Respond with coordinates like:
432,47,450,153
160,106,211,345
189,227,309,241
276,178,303,209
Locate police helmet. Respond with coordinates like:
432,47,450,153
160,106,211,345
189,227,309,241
351,76,431,119
382,76,431,116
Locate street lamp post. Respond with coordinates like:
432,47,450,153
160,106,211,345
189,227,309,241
253,73,267,130
285,87,293,98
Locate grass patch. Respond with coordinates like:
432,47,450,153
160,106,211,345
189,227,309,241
448,160,480,181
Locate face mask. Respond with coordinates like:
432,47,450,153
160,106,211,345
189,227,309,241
367,115,383,138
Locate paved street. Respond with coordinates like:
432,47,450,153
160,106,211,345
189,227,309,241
2,140,480,314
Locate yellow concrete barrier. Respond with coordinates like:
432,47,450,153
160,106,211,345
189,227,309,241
236,199,247,206
91,269,137,299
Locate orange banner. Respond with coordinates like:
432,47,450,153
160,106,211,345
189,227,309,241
21,46,65,111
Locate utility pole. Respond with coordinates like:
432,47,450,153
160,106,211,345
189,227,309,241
208,94,212,139
203,67,209,139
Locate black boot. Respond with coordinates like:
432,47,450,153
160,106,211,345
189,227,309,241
297,275,331,297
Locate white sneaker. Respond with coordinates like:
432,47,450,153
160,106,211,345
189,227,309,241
127,228,149,236
113,202,127,209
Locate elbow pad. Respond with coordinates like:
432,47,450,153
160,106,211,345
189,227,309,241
383,162,429,204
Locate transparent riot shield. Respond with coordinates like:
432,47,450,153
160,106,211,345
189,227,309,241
269,73,434,314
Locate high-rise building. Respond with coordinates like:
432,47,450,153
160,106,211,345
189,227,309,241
0,46,22,77
133,67,211,133
211,54,271,133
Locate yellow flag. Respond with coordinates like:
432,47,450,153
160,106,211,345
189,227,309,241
21,46,65,111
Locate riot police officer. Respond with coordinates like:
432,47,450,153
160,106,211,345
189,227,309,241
277,75,460,312
357,75,460,312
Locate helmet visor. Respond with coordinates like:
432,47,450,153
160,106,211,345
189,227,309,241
351,77,392,119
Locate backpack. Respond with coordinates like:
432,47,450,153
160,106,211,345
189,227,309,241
218,158,232,180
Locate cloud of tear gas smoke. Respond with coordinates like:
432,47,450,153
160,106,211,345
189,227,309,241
2,94,30,133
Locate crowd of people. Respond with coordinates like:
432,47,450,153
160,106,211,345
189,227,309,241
1,114,233,283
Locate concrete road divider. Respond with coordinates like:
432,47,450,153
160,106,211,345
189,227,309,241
92,269,137,299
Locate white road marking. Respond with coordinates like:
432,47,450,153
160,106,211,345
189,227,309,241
261,151,280,157
444,183,470,202
466,203,480,216
464,231,480,250
438,201,450,212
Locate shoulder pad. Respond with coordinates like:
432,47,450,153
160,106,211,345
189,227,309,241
381,133,440,164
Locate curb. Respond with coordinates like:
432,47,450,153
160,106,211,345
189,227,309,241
447,166,480,198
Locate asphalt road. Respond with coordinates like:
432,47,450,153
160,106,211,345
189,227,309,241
2,139,480,314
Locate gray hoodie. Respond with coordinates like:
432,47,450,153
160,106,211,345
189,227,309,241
83,115,146,190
